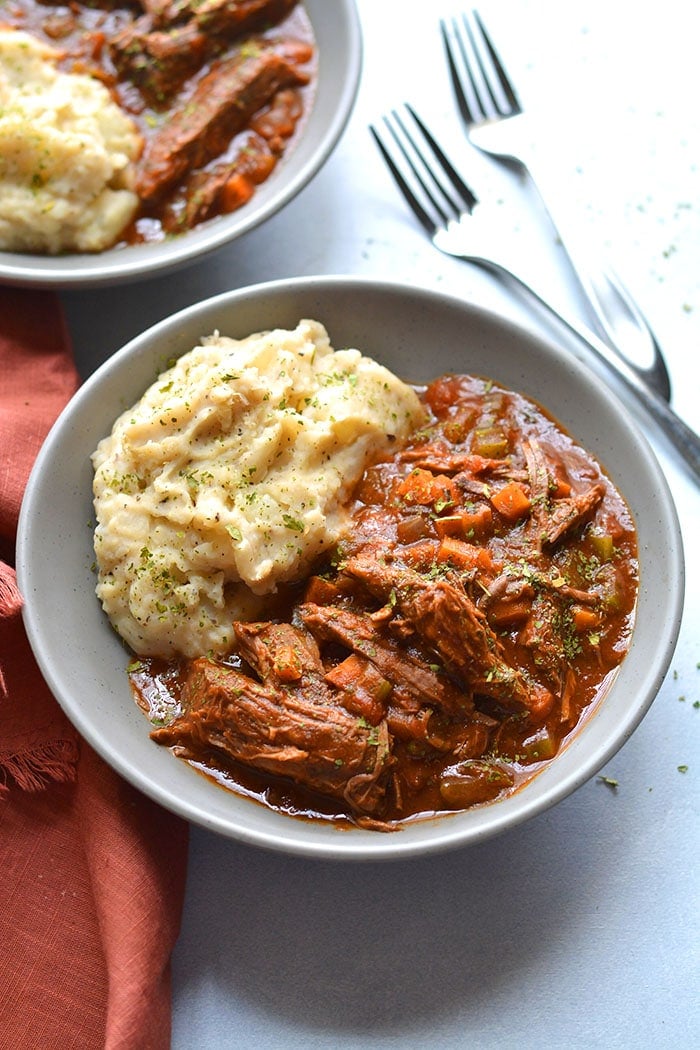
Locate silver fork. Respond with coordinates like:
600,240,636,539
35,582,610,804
369,105,700,484
440,10,673,403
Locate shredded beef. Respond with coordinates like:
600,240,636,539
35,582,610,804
152,652,392,816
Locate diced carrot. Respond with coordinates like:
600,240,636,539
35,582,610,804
221,173,255,213
461,504,493,538
303,575,341,605
487,598,532,627
436,536,494,573
324,653,366,691
433,514,466,539
551,475,572,499
396,468,459,510
398,540,441,569
571,605,600,632
325,654,391,724
443,418,469,443
248,150,277,185
272,645,303,682
490,480,531,521
433,504,493,540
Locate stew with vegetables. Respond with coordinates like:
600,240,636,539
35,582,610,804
130,373,638,831
2,0,315,242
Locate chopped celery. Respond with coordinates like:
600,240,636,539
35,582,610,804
518,726,558,763
590,532,614,562
473,426,508,458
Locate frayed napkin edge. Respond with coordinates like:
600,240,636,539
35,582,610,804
0,736,79,797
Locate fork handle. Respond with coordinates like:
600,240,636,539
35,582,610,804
502,147,671,393
583,266,672,401
490,263,700,484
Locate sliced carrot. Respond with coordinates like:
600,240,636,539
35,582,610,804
490,480,531,521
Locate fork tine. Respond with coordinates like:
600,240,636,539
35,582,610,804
404,105,478,210
440,18,479,126
370,106,478,235
472,10,520,113
369,121,436,235
441,11,520,123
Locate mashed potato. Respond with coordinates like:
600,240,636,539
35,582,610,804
92,320,426,658
0,29,141,254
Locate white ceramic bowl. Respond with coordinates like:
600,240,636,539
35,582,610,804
16,276,684,860
0,1,361,290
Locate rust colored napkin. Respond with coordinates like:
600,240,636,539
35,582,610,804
0,287,189,1049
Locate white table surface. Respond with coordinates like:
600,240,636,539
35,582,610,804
61,2,699,1046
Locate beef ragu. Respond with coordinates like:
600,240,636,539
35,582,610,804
129,374,639,831
2,0,315,243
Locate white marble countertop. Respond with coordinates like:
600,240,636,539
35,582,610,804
61,2,699,1046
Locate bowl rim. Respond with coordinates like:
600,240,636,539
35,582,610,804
15,275,685,860
0,0,363,290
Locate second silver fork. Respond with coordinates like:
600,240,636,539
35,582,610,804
440,10,672,402
370,106,700,484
